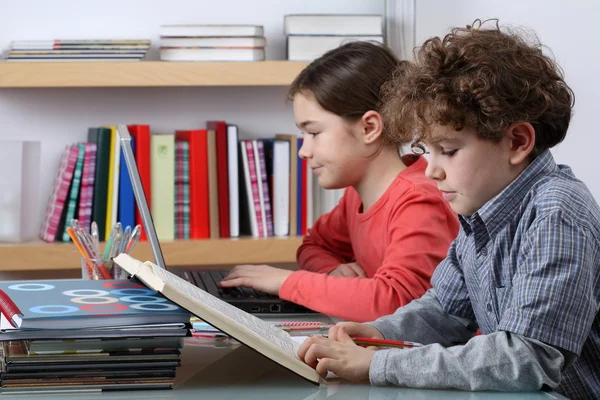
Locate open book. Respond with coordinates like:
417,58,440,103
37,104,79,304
114,254,324,386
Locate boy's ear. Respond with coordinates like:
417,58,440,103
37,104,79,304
507,122,535,165
361,111,383,144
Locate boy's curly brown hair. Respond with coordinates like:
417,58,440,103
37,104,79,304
382,19,574,157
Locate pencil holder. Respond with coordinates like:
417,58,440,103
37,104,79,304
81,257,112,280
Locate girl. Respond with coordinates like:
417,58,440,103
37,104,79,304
220,42,459,322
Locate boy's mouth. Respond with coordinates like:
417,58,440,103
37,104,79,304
441,191,456,201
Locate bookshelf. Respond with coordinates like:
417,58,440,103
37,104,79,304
0,61,309,88
0,60,309,272
0,237,303,272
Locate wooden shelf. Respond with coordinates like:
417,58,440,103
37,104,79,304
0,61,310,88
0,237,303,272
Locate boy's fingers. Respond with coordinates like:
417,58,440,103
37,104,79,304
337,327,354,344
297,335,319,359
316,357,334,377
304,341,338,367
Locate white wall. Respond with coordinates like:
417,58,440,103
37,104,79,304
415,0,600,200
0,0,385,231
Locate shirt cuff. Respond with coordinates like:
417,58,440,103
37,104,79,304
366,320,395,340
369,349,392,386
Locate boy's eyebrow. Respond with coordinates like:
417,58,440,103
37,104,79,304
427,136,459,145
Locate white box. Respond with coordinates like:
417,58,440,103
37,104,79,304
0,141,41,242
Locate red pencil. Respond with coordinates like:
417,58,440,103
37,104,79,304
352,337,423,349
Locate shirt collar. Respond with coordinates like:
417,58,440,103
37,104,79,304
459,150,558,238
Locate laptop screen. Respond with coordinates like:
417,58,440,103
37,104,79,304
117,124,167,270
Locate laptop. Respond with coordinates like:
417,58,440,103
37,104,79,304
117,125,316,315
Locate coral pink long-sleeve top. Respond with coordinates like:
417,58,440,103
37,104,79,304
278,155,459,322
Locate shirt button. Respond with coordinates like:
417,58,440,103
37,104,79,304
480,248,488,256
487,303,492,312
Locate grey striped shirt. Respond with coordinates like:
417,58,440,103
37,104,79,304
368,150,600,399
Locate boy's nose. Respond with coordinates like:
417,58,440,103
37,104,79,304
425,161,445,181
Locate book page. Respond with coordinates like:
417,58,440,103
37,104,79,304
150,265,299,357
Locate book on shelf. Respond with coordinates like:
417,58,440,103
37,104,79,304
10,39,151,49
39,144,79,243
61,143,85,242
159,37,266,48
159,24,264,38
174,140,190,240
128,124,152,242
175,129,210,240
5,39,150,62
150,134,175,241
226,124,240,238
114,253,324,386
207,120,230,239
159,47,265,62
0,279,190,330
206,128,220,238
275,134,299,236
76,142,97,233
284,14,383,36
287,35,384,61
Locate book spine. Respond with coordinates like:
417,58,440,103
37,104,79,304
257,140,274,236
245,141,264,237
227,125,239,238
209,121,230,238
0,289,23,328
128,124,152,241
62,144,85,242
39,145,79,242
77,143,97,233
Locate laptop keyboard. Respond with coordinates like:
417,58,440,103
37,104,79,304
179,270,277,300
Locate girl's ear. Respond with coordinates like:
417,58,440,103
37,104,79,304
361,111,383,144
506,121,535,165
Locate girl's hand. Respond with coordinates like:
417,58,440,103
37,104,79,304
328,262,367,278
219,264,293,295
298,327,376,382
328,322,384,342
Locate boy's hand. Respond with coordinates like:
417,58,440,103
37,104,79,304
219,264,293,295
329,262,367,278
328,321,384,341
298,327,376,382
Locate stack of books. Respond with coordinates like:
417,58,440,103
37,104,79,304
158,25,266,62
0,279,191,394
3,39,151,62
284,14,384,61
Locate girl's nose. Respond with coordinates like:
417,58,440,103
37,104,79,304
298,136,312,159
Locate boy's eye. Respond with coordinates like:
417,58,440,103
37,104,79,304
307,132,319,137
441,149,457,157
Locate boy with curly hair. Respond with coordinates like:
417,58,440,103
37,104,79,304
298,20,600,399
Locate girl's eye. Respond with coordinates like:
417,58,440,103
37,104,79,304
307,132,319,137
441,149,457,157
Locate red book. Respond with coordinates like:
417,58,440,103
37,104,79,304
175,129,210,239
207,121,230,238
127,125,151,242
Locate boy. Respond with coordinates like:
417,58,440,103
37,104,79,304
298,20,600,399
